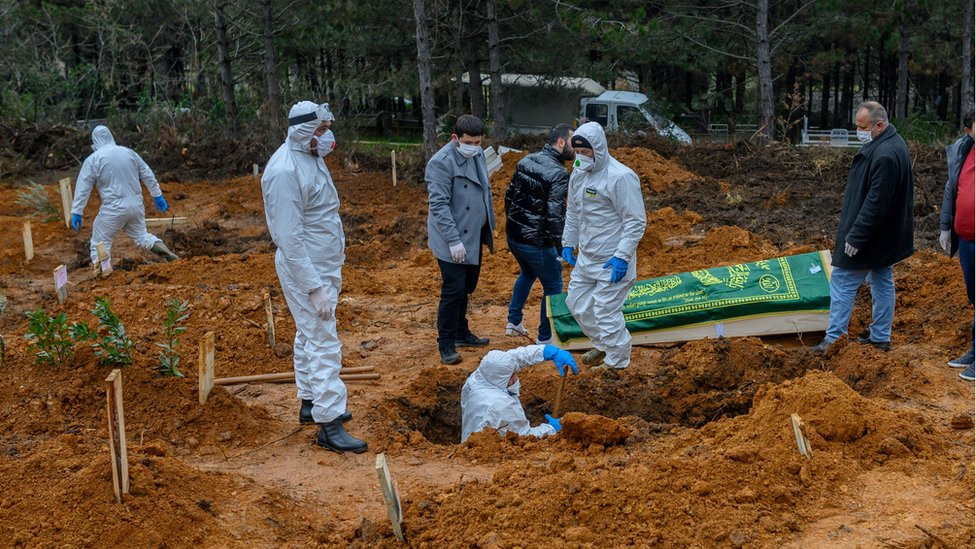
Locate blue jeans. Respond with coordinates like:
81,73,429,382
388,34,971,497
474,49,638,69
507,238,563,341
958,238,974,353
825,265,895,343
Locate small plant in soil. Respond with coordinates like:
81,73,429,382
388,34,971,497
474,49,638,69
14,181,59,222
23,309,91,368
85,297,134,366
156,298,189,377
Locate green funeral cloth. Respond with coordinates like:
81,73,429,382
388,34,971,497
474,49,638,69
548,251,831,343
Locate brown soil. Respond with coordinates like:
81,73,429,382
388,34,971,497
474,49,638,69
0,142,971,547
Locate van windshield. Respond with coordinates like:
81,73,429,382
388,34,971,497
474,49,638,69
638,101,668,128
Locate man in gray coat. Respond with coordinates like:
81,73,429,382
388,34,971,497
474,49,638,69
426,115,496,364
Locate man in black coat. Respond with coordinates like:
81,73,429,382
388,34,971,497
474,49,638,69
812,101,915,353
503,124,574,344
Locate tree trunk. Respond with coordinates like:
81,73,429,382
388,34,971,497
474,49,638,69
412,0,437,159
212,0,237,121
842,51,854,126
894,23,910,120
819,70,831,128
832,60,840,126
261,0,279,124
754,0,775,141
486,0,505,136
464,11,486,119
962,0,974,126
862,45,871,101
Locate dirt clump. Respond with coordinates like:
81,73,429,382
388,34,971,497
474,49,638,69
613,146,697,192
560,412,630,446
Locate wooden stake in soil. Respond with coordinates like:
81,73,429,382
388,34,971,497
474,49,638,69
95,241,112,277
198,331,215,404
253,163,259,177
790,413,813,459
263,290,276,347
59,177,73,229
391,149,398,186
213,368,377,385
375,453,406,542
53,264,68,304
144,216,188,229
22,220,33,261
105,369,129,503
553,374,568,417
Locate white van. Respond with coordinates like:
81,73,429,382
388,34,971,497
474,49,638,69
579,91,692,143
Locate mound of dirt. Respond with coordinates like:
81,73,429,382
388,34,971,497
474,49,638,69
560,412,630,446
613,146,697,192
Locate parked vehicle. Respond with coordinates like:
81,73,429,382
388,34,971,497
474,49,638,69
579,91,692,143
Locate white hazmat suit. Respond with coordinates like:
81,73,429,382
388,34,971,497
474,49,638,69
72,125,164,264
460,345,557,442
261,101,348,424
562,122,646,369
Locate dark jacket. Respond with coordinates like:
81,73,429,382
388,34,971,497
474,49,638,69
504,145,570,248
939,134,974,257
832,124,915,270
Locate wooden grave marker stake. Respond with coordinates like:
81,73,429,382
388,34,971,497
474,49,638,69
790,413,813,459
263,290,276,347
375,453,406,542
105,369,129,503
22,220,33,261
253,163,259,177
145,216,188,229
198,331,215,404
59,178,73,229
95,241,112,278
54,264,68,304
391,150,397,187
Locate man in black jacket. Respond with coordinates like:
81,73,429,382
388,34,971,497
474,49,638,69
504,124,574,344
812,101,914,353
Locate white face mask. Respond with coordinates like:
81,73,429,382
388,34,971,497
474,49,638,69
316,130,336,157
856,129,873,144
507,380,521,396
457,142,481,158
574,154,595,172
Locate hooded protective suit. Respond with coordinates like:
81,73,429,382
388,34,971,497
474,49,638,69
562,122,646,368
72,125,164,264
460,345,557,442
261,101,347,423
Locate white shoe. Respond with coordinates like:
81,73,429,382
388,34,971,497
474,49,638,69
505,322,529,337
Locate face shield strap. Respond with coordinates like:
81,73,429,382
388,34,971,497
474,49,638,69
288,111,318,126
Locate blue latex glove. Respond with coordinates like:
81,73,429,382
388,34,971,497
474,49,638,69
71,213,83,231
603,257,629,283
544,414,562,432
544,344,578,376
561,246,577,266
153,195,169,213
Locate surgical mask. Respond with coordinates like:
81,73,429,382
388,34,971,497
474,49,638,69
457,142,481,158
317,131,336,157
856,129,873,144
574,154,595,172
507,380,521,396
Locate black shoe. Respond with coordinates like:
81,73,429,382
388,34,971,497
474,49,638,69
300,400,350,425
315,418,368,453
809,339,832,354
456,333,490,347
440,348,462,365
853,337,890,352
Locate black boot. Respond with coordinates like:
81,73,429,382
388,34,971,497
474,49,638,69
316,417,368,453
455,333,489,347
300,399,350,425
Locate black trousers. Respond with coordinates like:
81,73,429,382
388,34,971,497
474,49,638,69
436,254,482,352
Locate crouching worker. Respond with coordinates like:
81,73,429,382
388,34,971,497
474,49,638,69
460,344,577,442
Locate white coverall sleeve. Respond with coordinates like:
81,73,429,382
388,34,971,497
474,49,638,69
72,155,98,215
610,173,646,262
491,401,558,439
561,175,581,249
264,171,323,294
135,152,162,198
426,156,462,245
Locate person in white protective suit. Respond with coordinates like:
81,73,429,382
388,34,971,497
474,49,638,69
261,100,366,453
71,125,179,264
460,344,578,442
560,122,646,371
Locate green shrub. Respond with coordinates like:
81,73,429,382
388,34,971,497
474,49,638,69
15,182,59,222
156,299,189,377
87,297,134,366
23,309,91,368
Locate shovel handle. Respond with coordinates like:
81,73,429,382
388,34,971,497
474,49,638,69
553,374,568,417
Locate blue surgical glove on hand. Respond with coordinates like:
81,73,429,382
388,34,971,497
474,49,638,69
544,344,578,376
153,195,169,213
603,257,629,283
70,213,83,231
561,246,577,266
544,414,562,432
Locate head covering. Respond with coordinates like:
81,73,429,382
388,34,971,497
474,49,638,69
91,125,117,151
287,101,334,146
573,122,609,171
